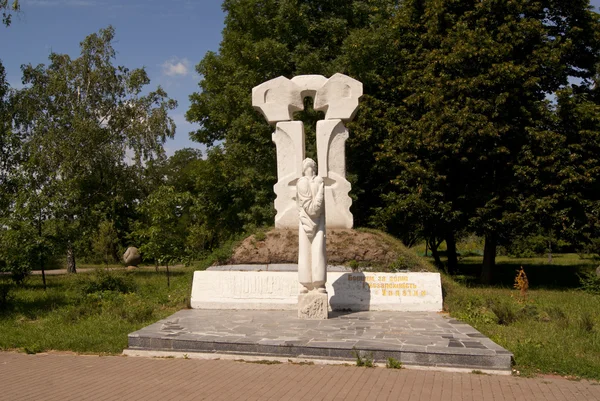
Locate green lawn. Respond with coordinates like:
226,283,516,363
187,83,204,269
0,268,192,354
1,248,600,381
443,279,600,379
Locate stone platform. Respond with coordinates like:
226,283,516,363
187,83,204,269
126,309,513,373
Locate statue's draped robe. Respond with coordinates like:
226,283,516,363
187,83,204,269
297,175,326,289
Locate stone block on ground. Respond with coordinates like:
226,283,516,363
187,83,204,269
298,292,328,319
123,247,141,266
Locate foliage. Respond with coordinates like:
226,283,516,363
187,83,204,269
74,268,137,295
186,0,397,247
9,26,176,273
92,220,120,265
346,0,600,280
578,270,600,295
134,186,192,285
514,267,529,301
352,347,374,367
386,357,402,369
1,0,18,27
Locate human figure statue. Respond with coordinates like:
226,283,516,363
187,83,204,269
297,158,327,294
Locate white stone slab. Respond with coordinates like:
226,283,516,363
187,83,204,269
291,75,328,99
317,119,353,228
252,76,304,124
314,73,363,121
191,270,442,312
272,121,305,228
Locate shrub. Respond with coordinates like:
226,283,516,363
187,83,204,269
488,298,519,325
514,267,529,301
75,268,137,295
578,270,600,295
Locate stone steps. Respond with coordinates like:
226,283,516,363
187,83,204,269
127,309,513,373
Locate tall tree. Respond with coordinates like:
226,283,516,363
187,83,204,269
12,26,177,273
347,0,600,280
186,0,396,245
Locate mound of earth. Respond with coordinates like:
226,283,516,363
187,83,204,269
227,228,433,272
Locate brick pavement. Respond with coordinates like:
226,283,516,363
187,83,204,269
1,352,599,401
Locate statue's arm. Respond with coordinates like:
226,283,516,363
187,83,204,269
298,177,324,217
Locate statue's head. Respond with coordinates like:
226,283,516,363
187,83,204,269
302,158,317,177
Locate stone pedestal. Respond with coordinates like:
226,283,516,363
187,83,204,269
298,292,328,319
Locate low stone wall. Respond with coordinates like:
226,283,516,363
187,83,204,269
190,265,443,312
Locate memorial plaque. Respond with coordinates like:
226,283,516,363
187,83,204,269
191,270,442,312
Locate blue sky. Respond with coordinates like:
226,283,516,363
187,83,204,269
0,0,226,156
2,0,600,157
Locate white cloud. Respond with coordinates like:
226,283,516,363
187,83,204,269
162,57,190,77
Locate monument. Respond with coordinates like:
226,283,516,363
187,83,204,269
189,73,443,315
252,73,363,318
128,74,511,373
297,157,327,318
252,73,362,230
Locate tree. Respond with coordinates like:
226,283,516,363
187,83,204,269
12,26,177,273
135,186,191,286
92,220,120,266
1,0,18,27
344,0,600,280
186,0,397,246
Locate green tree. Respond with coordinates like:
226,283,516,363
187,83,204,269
92,220,120,266
1,0,18,27
12,26,177,273
135,186,191,286
346,0,600,280
186,0,396,246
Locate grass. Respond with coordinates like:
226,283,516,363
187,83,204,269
0,268,193,354
1,234,599,381
453,254,598,288
443,276,600,380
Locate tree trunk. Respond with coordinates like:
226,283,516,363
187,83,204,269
66,244,77,274
166,263,170,288
40,253,46,291
425,240,429,257
481,232,496,284
445,233,458,275
430,239,442,267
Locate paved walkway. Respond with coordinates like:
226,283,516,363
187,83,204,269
1,352,599,401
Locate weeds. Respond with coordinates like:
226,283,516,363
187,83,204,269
386,357,402,369
514,267,529,302
352,347,374,367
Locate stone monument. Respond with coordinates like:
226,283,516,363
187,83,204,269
297,158,327,319
253,73,363,319
252,73,362,230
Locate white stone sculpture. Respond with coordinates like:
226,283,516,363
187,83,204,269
314,73,363,121
317,119,352,228
252,76,303,124
272,121,305,228
297,158,328,319
297,158,327,293
252,73,362,230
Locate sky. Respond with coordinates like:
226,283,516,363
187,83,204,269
0,0,226,156
2,0,600,157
